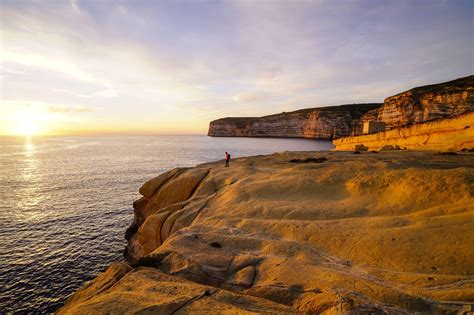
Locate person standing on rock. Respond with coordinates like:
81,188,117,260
225,152,231,167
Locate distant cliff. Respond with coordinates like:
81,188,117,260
208,75,473,139
208,103,382,139
377,75,473,128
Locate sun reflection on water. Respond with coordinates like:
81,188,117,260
16,136,46,221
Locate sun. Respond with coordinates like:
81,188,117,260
13,112,42,136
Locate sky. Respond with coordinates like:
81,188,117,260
0,0,472,135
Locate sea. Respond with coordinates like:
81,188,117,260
0,135,333,312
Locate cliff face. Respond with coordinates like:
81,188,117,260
60,152,474,314
208,103,382,139
379,75,474,128
333,112,474,151
208,75,474,138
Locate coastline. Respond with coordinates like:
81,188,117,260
59,150,474,313
207,76,473,140
0,135,332,313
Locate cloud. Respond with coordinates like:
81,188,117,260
47,105,96,113
233,91,266,103
69,0,82,15
0,0,472,134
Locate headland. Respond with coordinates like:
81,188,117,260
60,150,474,313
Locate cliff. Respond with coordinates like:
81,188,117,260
378,75,474,129
208,75,473,139
208,103,382,139
333,112,474,151
60,151,474,314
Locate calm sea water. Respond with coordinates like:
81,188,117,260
0,135,333,312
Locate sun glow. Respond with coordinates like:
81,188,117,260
12,112,43,136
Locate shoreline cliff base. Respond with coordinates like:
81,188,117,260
333,112,474,151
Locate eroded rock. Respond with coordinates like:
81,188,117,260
227,266,255,288
59,262,132,313
355,144,369,151
138,168,183,198
59,266,291,314
64,151,474,314
289,157,327,163
148,168,209,210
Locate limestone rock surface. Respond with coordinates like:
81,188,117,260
59,263,291,314
61,151,474,314
333,112,474,151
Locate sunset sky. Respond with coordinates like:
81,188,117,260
0,0,472,135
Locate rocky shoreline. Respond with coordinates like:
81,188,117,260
59,151,474,314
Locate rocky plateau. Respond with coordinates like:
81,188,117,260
60,151,474,314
